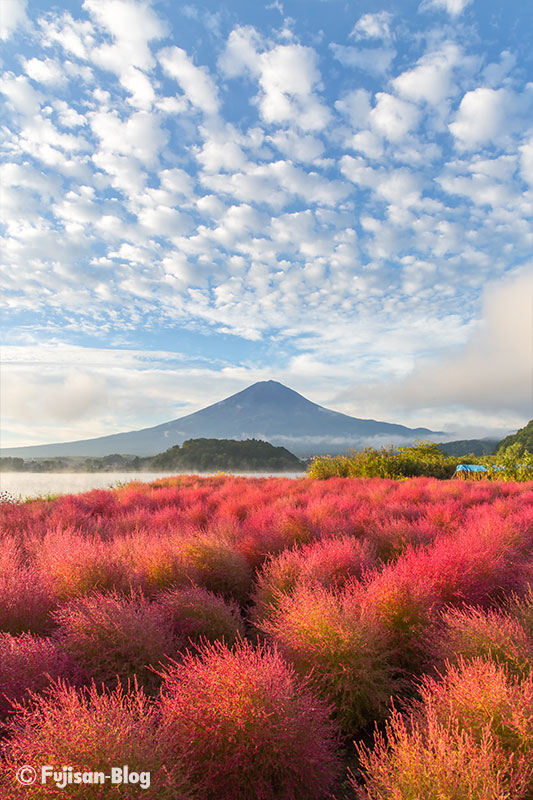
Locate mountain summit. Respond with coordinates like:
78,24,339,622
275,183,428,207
1,380,444,458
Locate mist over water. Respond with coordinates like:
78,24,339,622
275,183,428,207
0,471,306,500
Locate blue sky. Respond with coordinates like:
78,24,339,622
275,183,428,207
1,0,532,447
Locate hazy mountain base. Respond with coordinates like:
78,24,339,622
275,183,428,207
0,439,305,474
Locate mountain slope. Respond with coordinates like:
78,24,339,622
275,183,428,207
495,420,533,453
0,380,445,458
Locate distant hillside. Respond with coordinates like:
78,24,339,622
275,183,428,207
496,420,533,453
0,380,445,459
438,439,498,457
150,438,303,472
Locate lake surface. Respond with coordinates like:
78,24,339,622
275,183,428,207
0,470,306,500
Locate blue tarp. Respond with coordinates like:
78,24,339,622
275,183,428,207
455,464,488,472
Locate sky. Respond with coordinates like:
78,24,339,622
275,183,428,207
1,0,532,448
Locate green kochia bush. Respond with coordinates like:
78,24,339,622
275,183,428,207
431,605,533,678
158,639,342,800
353,659,533,799
259,583,397,734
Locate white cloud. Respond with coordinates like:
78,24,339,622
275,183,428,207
39,11,96,61
519,139,533,186
83,0,166,73
0,0,27,40
351,131,384,159
449,87,517,149
24,58,67,86
218,25,263,78
159,46,220,114
405,266,533,414
90,110,168,166
119,67,156,110
370,92,420,141
258,43,330,130
53,100,87,128
268,130,325,163
220,29,330,131
0,74,43,116
392,43,461,105
350,12,393,41
420,0,472,17
335,88,371,128
195,124,247,172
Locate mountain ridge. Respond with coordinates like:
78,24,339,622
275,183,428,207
0,380,446,458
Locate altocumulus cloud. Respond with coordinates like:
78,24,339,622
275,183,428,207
0,0,532,445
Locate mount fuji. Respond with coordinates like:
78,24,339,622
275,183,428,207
1,380,445,459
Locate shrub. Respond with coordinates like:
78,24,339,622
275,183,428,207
353,705,528,800
0,633,74,718
0,539,54,635
155,584,244,649
260,583,396,733
506,583,533,637
431,606,533,678
53,591,172,692
172,533,253,604
250,537,375,625
354,659,533,799
0,681,193,799
158,639,341,800
360,558,436,675
115,532,187,596
34,529,127,602
419,658,533,759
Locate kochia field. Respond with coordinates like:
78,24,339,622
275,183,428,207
0,475,532,799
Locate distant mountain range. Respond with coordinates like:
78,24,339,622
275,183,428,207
0,380,446,459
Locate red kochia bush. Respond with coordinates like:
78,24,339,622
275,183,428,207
250,536,376,625
172,532,253,604
158,639,342,800
155,584,244,649
0,633,74,718
0,681,193,799
0,539,54,635
53,590,172,692
32,528,127,602
430,605,533,678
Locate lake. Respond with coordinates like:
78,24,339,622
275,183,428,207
0,470,307,500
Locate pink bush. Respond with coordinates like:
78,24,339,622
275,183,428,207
0,538,54,635
158,639,342,800
430,605,533,678
33,528,128,602
0,633,74,718
251,536,376,625
155,584,244,649
53,590,173,691
0,681,192,799
171,532,253,604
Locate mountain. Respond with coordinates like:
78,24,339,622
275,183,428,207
438,438,499,457
0,380,445,459
495,420,533,453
